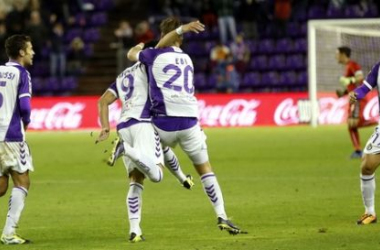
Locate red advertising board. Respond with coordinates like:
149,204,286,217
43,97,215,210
28,92,379,130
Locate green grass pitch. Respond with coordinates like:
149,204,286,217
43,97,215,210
1,126,380,250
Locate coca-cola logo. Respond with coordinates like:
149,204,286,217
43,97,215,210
318,97,347,124
30,102,85,129
363,96,379,121
274,98,299,126
198,99,260,126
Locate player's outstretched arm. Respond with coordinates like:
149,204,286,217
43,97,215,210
127,43,144,62
96,90,117,143
155,21,205,49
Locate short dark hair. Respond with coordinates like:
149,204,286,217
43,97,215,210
337,46,351,57
159,17,182,36
5,35,31,59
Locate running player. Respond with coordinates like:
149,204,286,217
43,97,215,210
128,17,245,235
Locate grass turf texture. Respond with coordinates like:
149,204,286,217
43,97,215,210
1,126,380,250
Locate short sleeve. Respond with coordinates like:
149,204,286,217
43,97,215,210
139,48,160,65
107,82,118,97
364,62,380,89
18,70,32,98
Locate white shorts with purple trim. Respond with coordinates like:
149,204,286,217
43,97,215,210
364,126,380,155
118,122,164,174
154,123,209,165
0,141,34,176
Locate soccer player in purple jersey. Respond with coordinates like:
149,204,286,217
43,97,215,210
0,35,35,244
128,17,245,235
96,21,204,242
349,62,380,225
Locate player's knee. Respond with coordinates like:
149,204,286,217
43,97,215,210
149,168,163,183
361,161,376,175
0,187,7,197
129,169,145,184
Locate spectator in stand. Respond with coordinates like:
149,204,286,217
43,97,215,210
230,33,250,76
49,22,66,79
239,0,259,40
113,20,134,74
210,41,230,69
5,0,29,36
201,0,217,30
134,21,154,44
273,0,292,38
25,10,48,60
161,0,180,17
67,37,85,76
215,54,239,93
213,0,237,44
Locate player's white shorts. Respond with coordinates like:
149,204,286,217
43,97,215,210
0,141,34,177
364,126,380,155
118,123,164,174
154,124,209,165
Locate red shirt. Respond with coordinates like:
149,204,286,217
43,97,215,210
344,60,363,92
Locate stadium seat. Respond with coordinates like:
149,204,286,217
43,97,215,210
293,38,307,54
46,77,61,93
61,77,78,92
90,12,108,26
297,71,308,86
257,39,276,54
261,71,279,86
64,28,83,43
344,5,364,18
249,55,268,71
327,5,345,19
279,71,297,86
275,38,293,54
242,72,261,88
268,55,287,71
83,28,100,43
184,42,207,57
286,54,306,71
287,22,301,38
308,6,327,19
194,73,207,90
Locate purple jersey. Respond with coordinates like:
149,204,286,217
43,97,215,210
0,62,32,141
138,46,198,118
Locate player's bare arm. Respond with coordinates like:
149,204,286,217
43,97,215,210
155,21,205,49
96,90,117,143
127,43,144,62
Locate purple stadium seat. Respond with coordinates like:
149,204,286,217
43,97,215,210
308,6,327,19
90,12,108,26
249,55,268,71
184,42,207,57
61,77,78,91
286,54,306,71
292,10,307,22
246,40,258,54
364,3,379,17
279,71,297,86
64,28,82,43
287,22,301,38
207,74,218,89
275,38,293,54
327,5,344,18
32,77,45,93
242,72,261,88
261,71,279,86
204,41,217,54
268,55,287,71
293,38,307,53
193,58,209,72
84,44,94,57
83,28,100,43
297,71,308,86
46,77,61,92
257,39,275,54
194,73,207,90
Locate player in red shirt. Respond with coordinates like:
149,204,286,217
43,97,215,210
335,46,375,159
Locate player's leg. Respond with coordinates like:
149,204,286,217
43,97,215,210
118,124,163,183
163,146,194,189
178,125,245,234
357,126,380,225
1,142,32,245
348,103,362,158
107,137,124,167
0,175,9,197
126,165,145,243
1,170,30,244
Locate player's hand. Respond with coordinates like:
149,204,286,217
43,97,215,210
182,21,205,34
339,76,355,87
349,91,358,104
96,128,110,144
